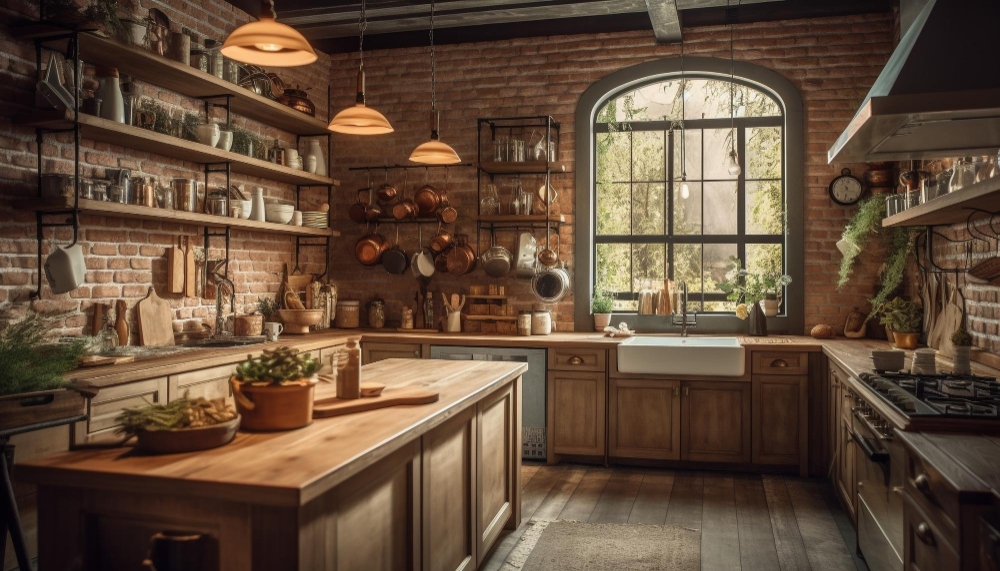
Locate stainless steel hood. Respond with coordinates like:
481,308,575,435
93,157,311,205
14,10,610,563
827,0,1000,164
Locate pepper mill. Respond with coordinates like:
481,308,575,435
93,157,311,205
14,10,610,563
114,299,130,347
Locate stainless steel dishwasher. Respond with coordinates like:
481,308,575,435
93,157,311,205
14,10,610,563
429,345,546,460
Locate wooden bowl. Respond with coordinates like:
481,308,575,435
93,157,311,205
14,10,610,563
278,309,324,334
135,415,240,455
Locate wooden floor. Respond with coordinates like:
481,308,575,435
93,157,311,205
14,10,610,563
483,464,867,571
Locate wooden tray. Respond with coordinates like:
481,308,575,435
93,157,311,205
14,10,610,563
134,415,241,455
313,388,439,418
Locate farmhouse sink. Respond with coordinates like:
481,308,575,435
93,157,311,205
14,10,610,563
617,336,745,377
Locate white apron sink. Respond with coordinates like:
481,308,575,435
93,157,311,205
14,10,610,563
617,336,745,377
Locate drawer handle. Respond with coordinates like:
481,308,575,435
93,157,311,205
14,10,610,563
915,522,935,546
770,358,789,368
914,474,932,495
673,386,679,397
413,350,420,357
568,356,584,365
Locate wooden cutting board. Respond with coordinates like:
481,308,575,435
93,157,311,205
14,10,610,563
136,286,174,346
167,237,184,294
184,236,196,297
313,388,439,418
78,354,135,367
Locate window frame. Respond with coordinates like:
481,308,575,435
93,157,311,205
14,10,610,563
573,57,805,334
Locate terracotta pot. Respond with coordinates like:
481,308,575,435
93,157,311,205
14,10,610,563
893,331,920,350
230,378,315,431
593,313,612,331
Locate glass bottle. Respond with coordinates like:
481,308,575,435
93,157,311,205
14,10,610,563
99,314,119,352
368,298,385,329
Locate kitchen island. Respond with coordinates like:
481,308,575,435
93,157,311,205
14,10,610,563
17,358,525,571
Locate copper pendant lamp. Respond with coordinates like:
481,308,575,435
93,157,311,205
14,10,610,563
409,0,461,165
328,0,393,135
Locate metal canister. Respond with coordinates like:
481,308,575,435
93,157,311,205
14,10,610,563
205,188,228,216
172,178,197,212
133,177,156,207
517,311,532,336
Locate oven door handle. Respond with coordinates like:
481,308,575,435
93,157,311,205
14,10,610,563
851,427,890,465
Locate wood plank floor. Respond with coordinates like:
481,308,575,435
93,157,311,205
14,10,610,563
483,464,866,571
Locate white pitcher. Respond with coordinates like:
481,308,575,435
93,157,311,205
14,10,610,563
44,244,85,294
249,187,266,222
305,139,326,176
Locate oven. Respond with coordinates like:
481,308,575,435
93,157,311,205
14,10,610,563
853,400,904,571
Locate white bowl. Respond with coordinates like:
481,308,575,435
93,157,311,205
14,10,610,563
265,209,293,224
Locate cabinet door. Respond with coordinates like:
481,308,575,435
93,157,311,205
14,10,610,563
73,377,169,445
363,342,423,364
547,371,606,457
609,379,680,460
168,364,236,403
752,375,807,470
829,366,842,486
422,406,477,571
477,383,517,565
681,380,751,463
838,415,857,522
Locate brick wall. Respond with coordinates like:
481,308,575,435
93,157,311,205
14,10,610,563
326,14,896,332
0,0,331,338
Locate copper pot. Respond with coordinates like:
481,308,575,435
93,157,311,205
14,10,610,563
537,232,560,268
355,228,388,266
434,248,451,273
429,227,453,253
393,197,418,220
446,234,476,275
414,184,442,216
375,171,397,204
277,87,315,117
349,188,380,224
439,203,458,224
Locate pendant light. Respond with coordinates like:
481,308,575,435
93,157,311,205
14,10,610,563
328,0,393,135
409,0,461,165
679,38,690,200
222,0,317,67
725,0,743,177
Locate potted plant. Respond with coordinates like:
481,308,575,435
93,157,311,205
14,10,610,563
257,295,280,323
230,346,321,431
951,327,973,375
0,308,88,431
719,258,792,335
877,297,922,350
591,286,615,331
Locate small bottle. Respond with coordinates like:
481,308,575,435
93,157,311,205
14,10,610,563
99,314,119,352
337,339,361,400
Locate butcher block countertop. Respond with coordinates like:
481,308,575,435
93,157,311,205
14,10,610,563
18,358,527,507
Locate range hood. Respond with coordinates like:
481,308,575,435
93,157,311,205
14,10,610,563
827,0,1000,164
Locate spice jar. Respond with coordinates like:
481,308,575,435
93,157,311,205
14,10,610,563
517,311,532,336
368,298,386,329
334,300,360,328
531,310,552,335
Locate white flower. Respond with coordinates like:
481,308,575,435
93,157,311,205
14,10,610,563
735,303,749,320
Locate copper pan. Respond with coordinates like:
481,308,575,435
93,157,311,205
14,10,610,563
355,224,388,266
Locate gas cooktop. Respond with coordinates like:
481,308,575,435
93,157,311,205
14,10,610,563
858,371,1000,418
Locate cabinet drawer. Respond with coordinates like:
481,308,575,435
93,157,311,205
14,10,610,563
169,364,236,403
81,377,169,439
752,351,809,375
905,447,961,545
548,347,606,372
904,497,959,571
363,342,423,364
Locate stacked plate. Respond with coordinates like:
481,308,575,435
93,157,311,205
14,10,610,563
264,203,294,224
301,211,329,229
871,349,905,372
911,348,937,375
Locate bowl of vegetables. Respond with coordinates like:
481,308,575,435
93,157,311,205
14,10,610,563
230,346,321,431
116,395,240,455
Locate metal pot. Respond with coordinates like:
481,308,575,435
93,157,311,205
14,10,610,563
355,227,388,266
414,184,442,216
277,87,315,117
480,233,512,278
429,226,453,254
382,226,409,275
411,225,436,279
446,234,476,275
438,203,458,224
393,197,418,220
434,247,451,274
532,262,570,303
375,171,397,205
349,188,381,224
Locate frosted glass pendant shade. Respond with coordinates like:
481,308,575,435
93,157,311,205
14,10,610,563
222,2,317,67
328,69,394,135
409,111,461,165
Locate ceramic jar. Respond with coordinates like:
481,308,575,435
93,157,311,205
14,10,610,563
95,66,125,123
249,187,265,222
531,310,551,335
335,300,360,328
305,139,327,176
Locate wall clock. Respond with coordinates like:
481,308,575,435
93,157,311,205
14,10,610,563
829,168,863,206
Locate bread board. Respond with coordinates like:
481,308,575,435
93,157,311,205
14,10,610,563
313,388,439,418
78,354,136,367
136,287,174,346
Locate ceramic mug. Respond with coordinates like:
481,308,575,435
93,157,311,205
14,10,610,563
263,322,283,342
216,130,233,152
44,244,85,294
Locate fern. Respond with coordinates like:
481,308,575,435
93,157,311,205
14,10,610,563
0,310,85,396
837,196,886,288
868,228,914,317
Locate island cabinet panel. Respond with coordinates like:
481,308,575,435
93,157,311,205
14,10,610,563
72,377,168,445
680,380,751,463
317,343,348,375
548,371,606,457
169,364,236,404
752,375,808,473
362,342,424,364
422,406,478,571
477,382,518,565
608,378,681,461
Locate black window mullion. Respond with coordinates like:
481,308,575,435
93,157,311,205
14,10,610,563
737,126,747,270
666,127,674,281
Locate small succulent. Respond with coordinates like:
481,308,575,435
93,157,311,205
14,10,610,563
234,347,320,385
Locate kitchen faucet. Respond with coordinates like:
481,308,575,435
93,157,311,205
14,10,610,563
213,272,235,338
672,282,696,337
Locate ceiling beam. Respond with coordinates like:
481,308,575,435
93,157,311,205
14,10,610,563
644,0,682,42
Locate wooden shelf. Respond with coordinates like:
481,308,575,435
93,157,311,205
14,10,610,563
882,176,1000,228
479,161,571,175
463,315,518,321
464,295,507,300
21,29,331,136
478,215,565,224
19,111,339,187
14,197,340,237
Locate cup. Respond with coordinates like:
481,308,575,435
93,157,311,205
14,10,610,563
285,148,299,167
292,211,302,226
217,130,233,152
263,322,283,342
195,123,220,147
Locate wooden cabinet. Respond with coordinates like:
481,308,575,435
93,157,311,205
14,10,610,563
681,380,751,463
752,375,807,472
752,351,809,375
838,413,857,522
609,379,681,461
829,365,843,486
548,371,606,457
904,498,959,571
422,407,477,571
363,342,424,364
548,347,607,373
168,364,235,404
72,377,168,445
476,382,518,565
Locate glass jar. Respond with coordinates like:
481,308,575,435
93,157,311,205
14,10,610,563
368,298,385,329
517,312,532,336
949,157,977,192
531,310,551,335
99,315,119,352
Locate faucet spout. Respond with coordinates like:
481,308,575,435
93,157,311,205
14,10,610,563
672,281,696,336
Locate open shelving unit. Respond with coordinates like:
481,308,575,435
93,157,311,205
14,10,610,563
882,176,1000,228
18,25,340,294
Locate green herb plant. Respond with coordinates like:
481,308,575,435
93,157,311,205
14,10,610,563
718,257,792,305
234,347,321,385
876,297,922,334
0,308,85,397
837,196,885,287
951,327,973,347
592,286,615,314
257,296,280,321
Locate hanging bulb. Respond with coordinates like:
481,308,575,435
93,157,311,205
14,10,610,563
726,149,742,177
680,178,690,200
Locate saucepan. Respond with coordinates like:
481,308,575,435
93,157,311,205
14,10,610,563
429,223,453,254
446,234,477,275
375,169,397,205
348,188,380,224
411,224,436,279
382,225,409,275
480,232,512,278
355,223,388,266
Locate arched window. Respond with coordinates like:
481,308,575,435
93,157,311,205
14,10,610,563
574,58,804,333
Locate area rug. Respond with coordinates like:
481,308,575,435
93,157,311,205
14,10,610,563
503,521,701,571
